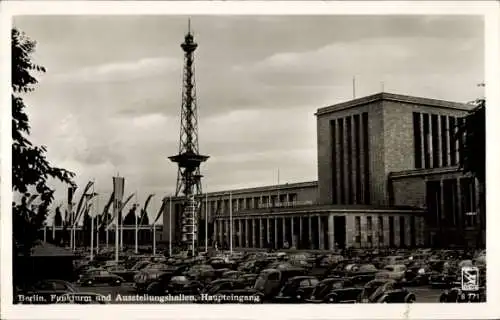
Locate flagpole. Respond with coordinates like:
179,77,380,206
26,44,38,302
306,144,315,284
229,192,233,254
192,195,195,257
205,190,208,253
52,206,56,241
169,196,172,257
96,193,100,254
43,225,47,243
114,176,120,263
135,192,138,254
90,179,95,260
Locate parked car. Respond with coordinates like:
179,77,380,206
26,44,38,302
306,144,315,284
375,264,407,282
254,267,307,299
403,263,432,286
272,276,319,303
358,279,416,303
18,279,78,304
78,270,125,286
305,278,356,303
106,265,137,282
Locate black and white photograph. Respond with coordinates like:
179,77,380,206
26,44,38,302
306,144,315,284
1,1,499,319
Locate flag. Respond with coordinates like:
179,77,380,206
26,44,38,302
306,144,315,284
75,181,94,222
153,197,168,224
98,192,114,229
139,194,155,226
67,186,77,224
119,193,135,225
73,192,99,227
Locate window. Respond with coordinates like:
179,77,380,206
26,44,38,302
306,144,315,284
354,114,362,203
399,217,406,247
431,114,440,168
461,178,477,227
422,113,430,168
338,118,345,204
443,179,458,227
346,116,353,204
378,216,384,244
355,216,361,245
331,120,338,204
309,278,319,286
413,112,422,168
389,217,395,247
449,117,457,165
440,115,448,166
267,272,279,281
362,112,370,204
426,181,441,228
299,279,311,287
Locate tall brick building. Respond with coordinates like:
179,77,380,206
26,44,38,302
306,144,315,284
164,92,483,249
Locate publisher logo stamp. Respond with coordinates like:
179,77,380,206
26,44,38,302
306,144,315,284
461,266,479,291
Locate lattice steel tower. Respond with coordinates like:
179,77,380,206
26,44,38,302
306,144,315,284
169,21,209,255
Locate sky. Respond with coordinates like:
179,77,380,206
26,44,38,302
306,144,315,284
12,15,485,223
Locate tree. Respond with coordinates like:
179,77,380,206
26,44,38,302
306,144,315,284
456,98,486,248
54,206,63,227
12,28,75,256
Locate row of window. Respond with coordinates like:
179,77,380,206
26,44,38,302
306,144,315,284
413,112,465,169
354,216,417,247
426,177,478,228
330,112,371,205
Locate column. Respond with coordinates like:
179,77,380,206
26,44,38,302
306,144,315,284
444,116,451,166
245,219,250,248
335,120,342,203
437,115,443,167
299,217,303,249
282,217,287,247
274,217,278,249
308,215,313,249
429,114,434,167
360,216,368,248
351,116,358,204
394,216,401,247
291,217,296,249
383,216,390,247
342,118,349,203
238,220,243,248
404,216,412,247
418,217,426,247
252,219,256,248
259,218,264,248
214,220,218,245
328,214,334,250
345,215,355,248
266,218,270,246
372,215,379,247
318,216,324,250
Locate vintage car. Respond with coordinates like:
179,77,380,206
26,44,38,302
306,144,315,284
106,265,138,282
272,276,319,303
254,267,307,299
402,263,432,286
135,264,187,293
439,286,486,303
358,279,416,303
375,264,407,282
164,276,204,295
209,257,237,270
203,279,249,295
221,270,244,280
78,269,125,286
305,278,360,303
184,264,216,283
18,279,78,304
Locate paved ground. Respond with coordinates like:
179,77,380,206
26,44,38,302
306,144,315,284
75,282,444,304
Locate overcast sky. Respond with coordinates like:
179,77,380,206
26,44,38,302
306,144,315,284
13,15,484,222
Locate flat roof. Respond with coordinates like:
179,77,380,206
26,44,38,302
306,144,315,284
173,180,318,200
315,92,472,116
389,166,462,179
214,203,424,218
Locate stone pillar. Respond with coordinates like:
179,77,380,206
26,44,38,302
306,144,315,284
282,217,287,247
360,216,368,248
345,215,355,248
308,215,313,249
291,217,296,249
238,219,243,248
372,215,379,247
318,216,324,250
299,217,303,249
418,217,425,247
259,218,264,248
252,219,256,248
383,216,390,247
394,216,401,247
404,216,412,247
328,214,334,250
214,220,218,245
266,218,270,246
245,219,250,248
274,217,278,249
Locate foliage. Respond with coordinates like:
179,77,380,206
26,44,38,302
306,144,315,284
456,98,485,184
12,28,75,255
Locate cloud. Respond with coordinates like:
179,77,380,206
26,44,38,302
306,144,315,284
50,57,180,83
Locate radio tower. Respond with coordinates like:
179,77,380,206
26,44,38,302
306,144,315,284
169,20,209,256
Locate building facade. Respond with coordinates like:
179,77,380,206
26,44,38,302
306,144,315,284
164,93,483,249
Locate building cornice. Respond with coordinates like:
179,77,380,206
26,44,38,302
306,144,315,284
315,92,472,116
389,166,462,179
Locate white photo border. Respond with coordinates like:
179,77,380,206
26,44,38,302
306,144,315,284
1,1,499,319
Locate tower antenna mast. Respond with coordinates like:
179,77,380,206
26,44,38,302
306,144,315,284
169,20,209,256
